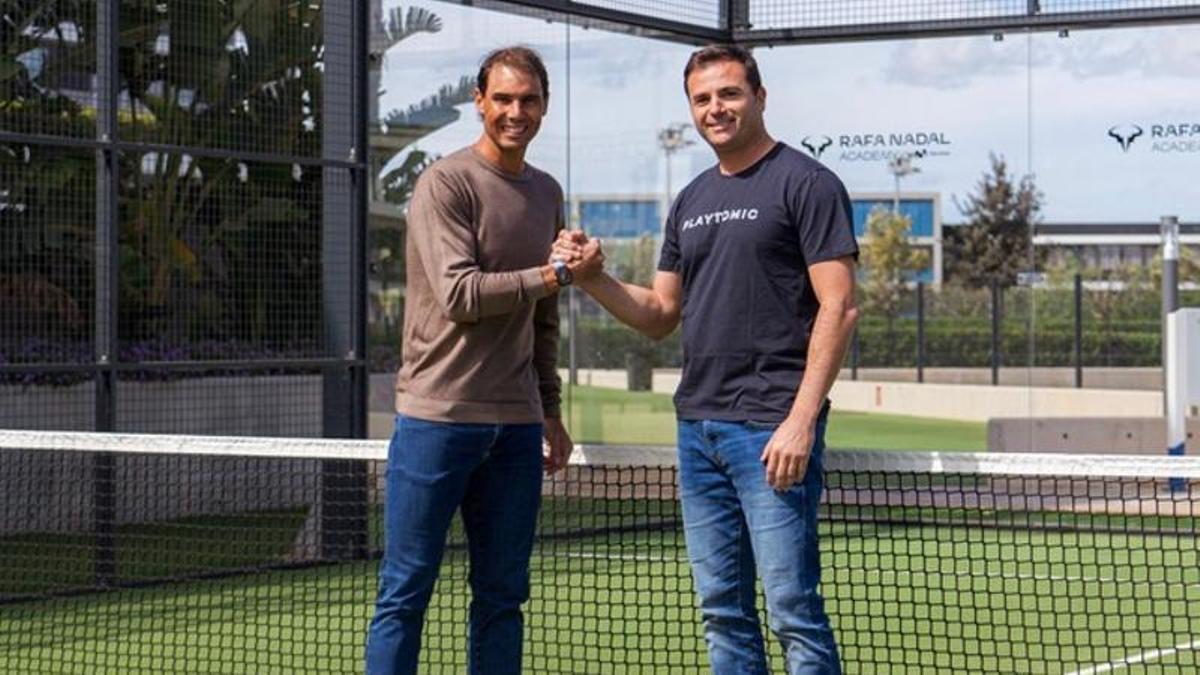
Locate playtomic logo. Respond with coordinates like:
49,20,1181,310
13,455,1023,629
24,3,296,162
800,134,833,159
1107,124,1143,152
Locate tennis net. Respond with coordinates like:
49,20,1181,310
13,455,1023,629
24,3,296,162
2,430,1199,673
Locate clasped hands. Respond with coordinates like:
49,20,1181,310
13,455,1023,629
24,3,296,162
551,230,605,284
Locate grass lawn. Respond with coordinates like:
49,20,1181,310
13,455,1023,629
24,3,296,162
565,384,986,451
2,388,1158,672
3,515,1196,673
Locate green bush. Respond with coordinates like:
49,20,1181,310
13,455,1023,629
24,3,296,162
853,318,1160,368
559,313,1166,371
559,320,681,370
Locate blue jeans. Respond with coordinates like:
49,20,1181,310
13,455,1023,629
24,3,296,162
678,418,841,675
365,414,544,675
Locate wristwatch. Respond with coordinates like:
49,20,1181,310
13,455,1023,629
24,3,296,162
551,259,573,287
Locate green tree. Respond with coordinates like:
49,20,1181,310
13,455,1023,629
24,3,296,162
612,234,660,390
115,0,329,341
2,3,97,346
860,208,930,318
946,153,1042,289
858,207,929,362
0,1,94,137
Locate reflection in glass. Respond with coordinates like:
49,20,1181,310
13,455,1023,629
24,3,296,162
0,3,97,137
119,154,322,360
118,2,323,156
367,1,567,388
0,146,94,368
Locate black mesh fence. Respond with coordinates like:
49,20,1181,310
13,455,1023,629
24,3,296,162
1,140,96,430
0,1,356,437
2,436,1199,673
751,0,1027,31
118,154,324,355
746,0,1200,32
577,0,725,28
845,282,1197,385
0,144,95,358
561,279,1189,388
117,1,323,158
0,2,97,139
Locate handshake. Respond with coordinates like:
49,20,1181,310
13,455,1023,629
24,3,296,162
550,229,605,286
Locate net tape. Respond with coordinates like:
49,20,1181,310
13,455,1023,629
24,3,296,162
5,429,1200,478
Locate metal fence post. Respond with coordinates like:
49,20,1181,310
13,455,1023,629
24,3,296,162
1074,274,1083,388
93,0,120,588
916,282,926,383
850,329,860,380
991,282,1002,386
1163,216,1180,414
320,1,369,561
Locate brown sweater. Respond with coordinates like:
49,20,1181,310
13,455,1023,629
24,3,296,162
395,147,562,424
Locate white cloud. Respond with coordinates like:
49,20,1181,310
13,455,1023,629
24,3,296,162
885,25,1200,90
884,35,1039,90
1055,27,1200,80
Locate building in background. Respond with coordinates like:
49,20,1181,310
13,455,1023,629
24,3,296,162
571,194,665,240
1034,222,1200,271
851,192,942,285
570,192,944,284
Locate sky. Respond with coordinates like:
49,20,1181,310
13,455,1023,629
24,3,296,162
377,1,1199,224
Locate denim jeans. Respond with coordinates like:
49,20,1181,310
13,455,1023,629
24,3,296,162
365,414,544,675
678,418,841,675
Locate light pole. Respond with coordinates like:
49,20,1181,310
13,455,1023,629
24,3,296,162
657,123,694,203
887,153,920,214
1163,215,1180,415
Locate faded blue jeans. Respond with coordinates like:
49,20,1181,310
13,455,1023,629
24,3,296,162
678,417,841,675
365,414,544,675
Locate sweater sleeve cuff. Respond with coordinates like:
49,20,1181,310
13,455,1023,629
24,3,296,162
519,266,554,301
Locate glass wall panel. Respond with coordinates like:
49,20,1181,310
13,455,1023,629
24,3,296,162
562,26,693,447
368,3,569,449
560,32,1032,449
1030,23,1200,383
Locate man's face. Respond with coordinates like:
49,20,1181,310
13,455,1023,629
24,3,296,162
685,60,766,154
475,64,546,154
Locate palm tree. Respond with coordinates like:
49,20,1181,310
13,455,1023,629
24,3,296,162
114,0,326,342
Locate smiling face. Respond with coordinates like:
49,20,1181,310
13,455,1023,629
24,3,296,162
474,64,546,161
685,59,767,157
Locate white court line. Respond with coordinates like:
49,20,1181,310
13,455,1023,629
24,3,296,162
862,568,1200,590
857,568,1149,586
557,557,1198,589
1065,639,1200,675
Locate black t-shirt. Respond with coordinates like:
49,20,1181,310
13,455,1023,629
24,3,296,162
657,143,858,422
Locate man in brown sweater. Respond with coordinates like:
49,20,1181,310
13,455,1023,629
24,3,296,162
365,47,600,675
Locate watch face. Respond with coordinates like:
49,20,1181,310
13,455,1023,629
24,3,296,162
556,262,572,285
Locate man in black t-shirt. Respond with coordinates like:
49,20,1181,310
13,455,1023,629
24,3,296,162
553,45,857,674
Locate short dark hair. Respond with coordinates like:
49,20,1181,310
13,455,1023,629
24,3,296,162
477,46,550,101
683,44,762,95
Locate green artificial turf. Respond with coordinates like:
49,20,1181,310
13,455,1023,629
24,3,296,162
565,385,986,451
1,388,1175,673
3,505,1196,673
